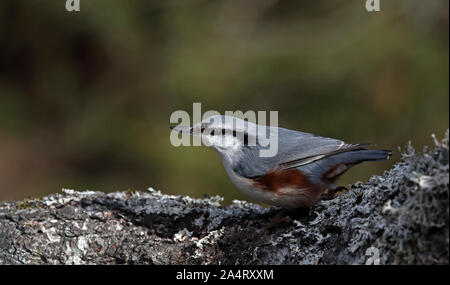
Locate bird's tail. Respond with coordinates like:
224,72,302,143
341,149,392,163
299,149,392,184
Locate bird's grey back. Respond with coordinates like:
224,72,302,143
231,126,390,182
232,127,344,178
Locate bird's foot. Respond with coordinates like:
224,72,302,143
321,186,348,200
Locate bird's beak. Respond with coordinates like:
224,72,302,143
170,125,193,135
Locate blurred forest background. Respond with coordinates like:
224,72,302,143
0,0,448,204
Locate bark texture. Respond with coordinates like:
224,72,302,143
0,131,448,265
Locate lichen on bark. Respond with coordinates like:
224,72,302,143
0,131,448,264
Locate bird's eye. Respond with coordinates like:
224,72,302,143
201,127,205,133
232,130,237,137
222,129,226,135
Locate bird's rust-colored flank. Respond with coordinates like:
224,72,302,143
252,169,319,193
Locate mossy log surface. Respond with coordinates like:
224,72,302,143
0,131,448,265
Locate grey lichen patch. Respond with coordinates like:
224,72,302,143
0,130,448,264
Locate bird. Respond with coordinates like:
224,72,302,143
171,115,391,210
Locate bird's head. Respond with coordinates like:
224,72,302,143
171,115,259,155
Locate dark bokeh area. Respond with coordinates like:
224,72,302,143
0,0,448,204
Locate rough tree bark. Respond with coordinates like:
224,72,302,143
0,131,448,265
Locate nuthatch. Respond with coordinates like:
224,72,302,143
171,115,391,209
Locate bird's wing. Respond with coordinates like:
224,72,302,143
274,129,372,170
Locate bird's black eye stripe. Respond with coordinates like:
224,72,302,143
206,128,246,137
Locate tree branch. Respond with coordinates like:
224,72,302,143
0,130,448,264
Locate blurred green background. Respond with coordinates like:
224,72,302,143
0,0,448,204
